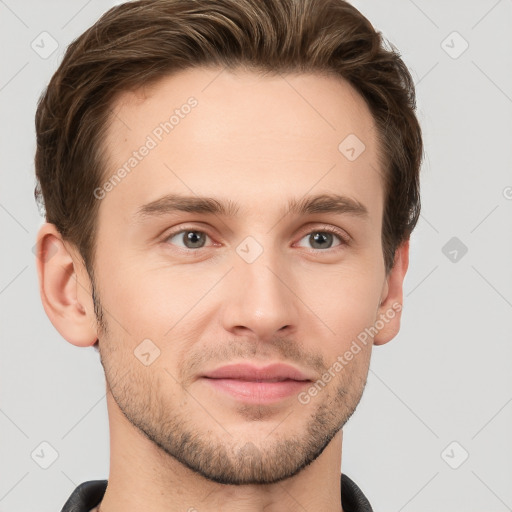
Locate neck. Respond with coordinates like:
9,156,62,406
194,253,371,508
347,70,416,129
97,393,345,512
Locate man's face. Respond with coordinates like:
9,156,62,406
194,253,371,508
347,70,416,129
89,67,391,485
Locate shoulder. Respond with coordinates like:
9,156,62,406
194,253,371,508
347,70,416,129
341,473,374,512
60,480,108,512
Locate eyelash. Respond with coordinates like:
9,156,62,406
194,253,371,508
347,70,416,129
162,225,350,253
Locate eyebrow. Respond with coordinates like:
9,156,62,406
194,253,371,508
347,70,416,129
134,193,369,221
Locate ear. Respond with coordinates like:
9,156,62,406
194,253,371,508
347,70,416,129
35,223,98,347
373,239,410,346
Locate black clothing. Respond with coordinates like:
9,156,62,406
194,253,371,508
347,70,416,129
61,473,373,511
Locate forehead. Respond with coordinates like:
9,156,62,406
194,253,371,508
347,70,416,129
100,67,383,221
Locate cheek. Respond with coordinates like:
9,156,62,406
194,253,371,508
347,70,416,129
299,270,382,369
97,230,384,346
99,262,216,342
307,265,381,322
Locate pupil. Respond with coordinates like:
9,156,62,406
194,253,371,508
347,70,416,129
185,231,204,248
182,231,333,250
311,232,332,249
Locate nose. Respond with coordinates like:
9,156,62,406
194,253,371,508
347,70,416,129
220,247,300,342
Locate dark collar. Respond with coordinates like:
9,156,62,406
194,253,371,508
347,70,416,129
61,473,373,512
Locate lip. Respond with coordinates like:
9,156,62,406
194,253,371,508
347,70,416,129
203,378,310,403
202,363,313,382
200,363,313,404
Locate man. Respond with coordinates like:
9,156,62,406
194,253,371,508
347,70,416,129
34,0,422,510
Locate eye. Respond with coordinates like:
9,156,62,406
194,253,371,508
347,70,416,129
163,226,349,252
296,227,348,251
165,229,212,249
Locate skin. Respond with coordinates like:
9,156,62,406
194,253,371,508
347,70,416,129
36,67,409,512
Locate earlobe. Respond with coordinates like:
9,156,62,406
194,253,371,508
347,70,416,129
373,239,410,346
35,223,98,347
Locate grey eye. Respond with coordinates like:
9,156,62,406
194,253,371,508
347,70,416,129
167,230,209,249
297,231,342,250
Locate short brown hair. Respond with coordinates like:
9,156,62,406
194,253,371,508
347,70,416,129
34,0,422,277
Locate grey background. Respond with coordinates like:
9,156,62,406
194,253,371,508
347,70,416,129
1,0,511,510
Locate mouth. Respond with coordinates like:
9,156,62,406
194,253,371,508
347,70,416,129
202,362,313,382
201,377,310,403
200,362,313,403
204,377,301,382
